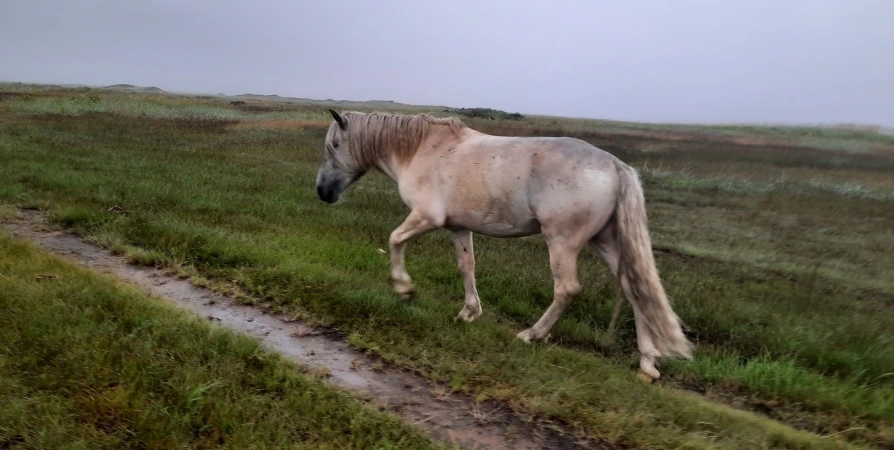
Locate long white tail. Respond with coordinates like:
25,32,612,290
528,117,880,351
613,161,693,360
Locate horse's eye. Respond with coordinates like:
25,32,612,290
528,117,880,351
333,142,339,149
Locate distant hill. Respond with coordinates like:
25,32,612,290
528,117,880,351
235,93,440,111
445,107,525,121
105,84,166,94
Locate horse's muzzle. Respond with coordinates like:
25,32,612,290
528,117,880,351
316,183,339,204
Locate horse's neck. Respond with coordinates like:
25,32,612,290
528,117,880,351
371,122,469,182
373,155,401,182
371,127,428,180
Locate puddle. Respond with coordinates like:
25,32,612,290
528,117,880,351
2,211,608,450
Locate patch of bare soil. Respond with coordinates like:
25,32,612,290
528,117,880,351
1,210,609,450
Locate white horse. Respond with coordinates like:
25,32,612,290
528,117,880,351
315,109,693,380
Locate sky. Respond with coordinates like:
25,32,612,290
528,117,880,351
1,0,893,126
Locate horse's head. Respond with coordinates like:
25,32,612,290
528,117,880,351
316,109,365,204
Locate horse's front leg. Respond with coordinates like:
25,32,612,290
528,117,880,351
389,210,440,299
451,230,482,322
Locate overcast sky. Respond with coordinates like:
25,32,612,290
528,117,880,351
2,0,892,125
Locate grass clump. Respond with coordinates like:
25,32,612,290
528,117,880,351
0,204,21,220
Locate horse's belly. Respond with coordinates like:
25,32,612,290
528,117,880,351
441,164,540,237
444,210,541,238
470,220,541,238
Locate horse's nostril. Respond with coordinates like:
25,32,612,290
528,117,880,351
316,184,337,204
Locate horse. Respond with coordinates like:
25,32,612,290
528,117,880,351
315,109,693,380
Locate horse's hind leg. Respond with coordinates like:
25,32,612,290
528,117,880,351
517,235,585,343
591,222,661,380
591,221,624,343
451,230,482,322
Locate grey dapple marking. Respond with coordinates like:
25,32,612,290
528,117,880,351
315,109,693,380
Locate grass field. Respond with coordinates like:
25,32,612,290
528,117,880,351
1,84,893,449
0,233,443,449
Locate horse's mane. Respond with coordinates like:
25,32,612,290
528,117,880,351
335,111,466,169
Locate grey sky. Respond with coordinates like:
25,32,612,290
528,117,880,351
2,0,892,125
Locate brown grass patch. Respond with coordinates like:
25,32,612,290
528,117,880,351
24,112,239,132
476,122,894,155
229,119,330,131
0,91,24,101
228,100,289,112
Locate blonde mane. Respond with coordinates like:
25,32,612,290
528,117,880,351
335,111,466,170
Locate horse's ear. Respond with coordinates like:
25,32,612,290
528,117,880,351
329,109,347,130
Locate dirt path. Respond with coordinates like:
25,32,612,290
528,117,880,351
2,211,606,450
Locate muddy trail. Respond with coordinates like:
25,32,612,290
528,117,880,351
2,211,607,450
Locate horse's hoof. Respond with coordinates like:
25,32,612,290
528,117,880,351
454,305,482,323
517,329,534,343
394,282,415,300
639,356,661,382
637,370,658,384
517,328,548,343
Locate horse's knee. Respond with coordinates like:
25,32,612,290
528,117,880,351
557,280,581,299
388,230,401,248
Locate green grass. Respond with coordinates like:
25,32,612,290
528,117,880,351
0,234,444,450
5,90,328,123
486,115,894,154
638,167,894,201
2,86,892,448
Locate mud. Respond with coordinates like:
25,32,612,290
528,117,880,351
2,210,607,450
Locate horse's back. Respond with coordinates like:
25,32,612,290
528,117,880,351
454,133,619,188
515,136,621,230
460,133,618,167
433,133,620,237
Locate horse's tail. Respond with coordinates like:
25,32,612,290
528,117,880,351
613,160,693,360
